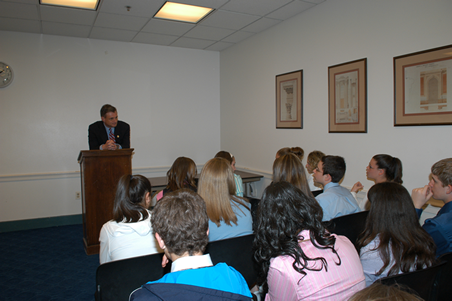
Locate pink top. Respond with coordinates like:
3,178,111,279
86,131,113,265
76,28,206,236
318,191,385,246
265,230,365,301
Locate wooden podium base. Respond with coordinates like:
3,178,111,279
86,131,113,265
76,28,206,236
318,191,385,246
84,237,100,255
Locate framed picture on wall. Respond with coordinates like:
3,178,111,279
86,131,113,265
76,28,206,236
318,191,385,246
276,70,303,129
394,44,452,126
328,58,367,133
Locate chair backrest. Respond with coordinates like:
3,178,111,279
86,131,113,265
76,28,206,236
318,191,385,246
324,210,369,251
378,261,446,301
312,190,323,197
204,234,258,288
437,252,452,300
246,197,260,226
95,252,168,301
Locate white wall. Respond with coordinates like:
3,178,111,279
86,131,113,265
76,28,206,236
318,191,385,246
0,31,220,222
220,0,452,197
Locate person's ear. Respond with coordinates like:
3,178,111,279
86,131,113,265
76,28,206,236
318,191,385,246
445,185,452,195
324,173,332,183
145,192,151,207
155,233,166,250
206,227,209,237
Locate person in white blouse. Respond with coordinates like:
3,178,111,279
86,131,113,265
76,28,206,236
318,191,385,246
351,154,403,210
99,175,161,264
357,182,436,286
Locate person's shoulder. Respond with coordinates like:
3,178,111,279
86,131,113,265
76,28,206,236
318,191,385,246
117,120,130,127
89,120,103,129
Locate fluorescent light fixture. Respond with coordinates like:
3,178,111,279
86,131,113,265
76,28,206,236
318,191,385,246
154,2,213,23
40,0,100,10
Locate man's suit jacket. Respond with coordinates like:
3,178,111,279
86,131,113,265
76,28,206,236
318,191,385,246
88,120,130,150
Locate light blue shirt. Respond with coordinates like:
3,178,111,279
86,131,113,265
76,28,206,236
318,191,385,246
145,259,252,297
208,201,252,242
315,182,361,221
234,173,244,197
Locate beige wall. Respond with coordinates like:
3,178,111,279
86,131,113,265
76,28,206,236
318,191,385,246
220,0,452,195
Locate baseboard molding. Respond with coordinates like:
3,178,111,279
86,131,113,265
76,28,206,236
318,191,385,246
0,214,82,233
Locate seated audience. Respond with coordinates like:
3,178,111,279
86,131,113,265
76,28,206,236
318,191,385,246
156,156,197,201
290,146,304,161
357,182,436,286
215,151,244,197
99,175,161,264
254,182,365,300
348,283,424,301
305,150,325,192
198,158,252,241
412,158,452,257
351,154,403,210
130,189,252,300
313,155,360,221
275,147,304,161
275,147,291,159
272,153,313,198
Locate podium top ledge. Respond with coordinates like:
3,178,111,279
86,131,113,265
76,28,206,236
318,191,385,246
78,148,134,162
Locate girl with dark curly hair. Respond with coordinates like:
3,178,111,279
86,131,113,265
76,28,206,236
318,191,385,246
254,182,365,300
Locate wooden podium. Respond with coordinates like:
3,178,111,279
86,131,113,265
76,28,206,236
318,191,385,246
78,149,134,255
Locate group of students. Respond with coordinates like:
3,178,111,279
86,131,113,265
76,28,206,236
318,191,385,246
98,147,452,300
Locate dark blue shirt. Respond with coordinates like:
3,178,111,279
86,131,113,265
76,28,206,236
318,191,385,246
416,202,452,257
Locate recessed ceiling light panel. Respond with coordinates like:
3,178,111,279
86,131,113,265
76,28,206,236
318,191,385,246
154,2,213,23
40,0,100,10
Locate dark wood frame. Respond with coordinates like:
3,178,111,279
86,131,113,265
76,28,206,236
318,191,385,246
276,70,303,129
328,58,367,133
394,44,452,126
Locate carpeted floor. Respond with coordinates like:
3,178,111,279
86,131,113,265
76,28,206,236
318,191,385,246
0,224,99,301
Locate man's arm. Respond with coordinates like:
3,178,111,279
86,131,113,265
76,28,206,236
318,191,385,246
115,121,130,149
88,124,102,150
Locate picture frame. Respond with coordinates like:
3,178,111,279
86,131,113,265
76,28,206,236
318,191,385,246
394,44,452,126
276,70,303,129
328,58,367,133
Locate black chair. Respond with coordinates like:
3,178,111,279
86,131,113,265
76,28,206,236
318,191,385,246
205,234,258,289
377,261,446,301
437,252,452,300
95,252,169,301
324,210,369,251
246,197,260,226
312,189,323,197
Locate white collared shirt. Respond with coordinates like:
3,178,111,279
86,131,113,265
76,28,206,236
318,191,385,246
171,254,213,273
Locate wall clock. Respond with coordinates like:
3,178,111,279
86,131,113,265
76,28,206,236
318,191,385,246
0,62,14,88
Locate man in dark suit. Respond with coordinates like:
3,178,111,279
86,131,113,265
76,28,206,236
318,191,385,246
88,104,130,150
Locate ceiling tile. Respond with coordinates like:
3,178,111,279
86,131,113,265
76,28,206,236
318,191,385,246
90,27,137,42
0,2,39,19
141,19,194,35
0,0,321,51
184,25,234,40
222,30,255,43
132,32,179,45
302,0,326,4
0,17,41,33
40,5,97,25
201,10,260,30
241,17,282,33
219,0,292,16
42,21,91,38
171,37,215,49
266,1,315,20
3,0,36,4
205,41,234,51
98,0,164,17
94,12,149,31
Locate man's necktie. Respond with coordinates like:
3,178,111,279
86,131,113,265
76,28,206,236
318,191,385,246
108,128,115,142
